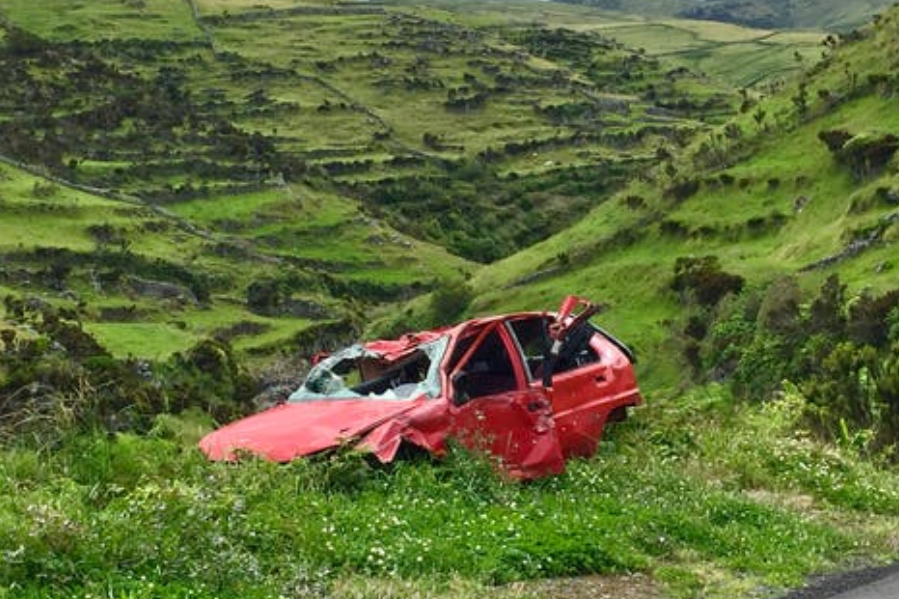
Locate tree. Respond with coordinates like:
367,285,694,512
792,82,809,119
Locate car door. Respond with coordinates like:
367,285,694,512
447,322,564,479
506,312,624,459
547,330,617,458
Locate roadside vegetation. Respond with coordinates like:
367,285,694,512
1,383,898,599
0,378,899,597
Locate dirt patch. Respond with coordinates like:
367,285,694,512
498,573,661,599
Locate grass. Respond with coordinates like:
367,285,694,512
84,322,200,360
169,183,471,283
0,0,202,42
1,385,896,599
460,7,899,330
389,0,826,88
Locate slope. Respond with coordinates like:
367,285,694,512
394,0,826,88
0,0,743,359
466,4,899,389
555,0,897,31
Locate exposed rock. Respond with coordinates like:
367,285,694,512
127,276,198,305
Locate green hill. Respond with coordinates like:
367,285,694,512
2,0,896,413
556,0,897,31
1,0,896,446
463,4,899,395
390,0,828,88
0,0,750,359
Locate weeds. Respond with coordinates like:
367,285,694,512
1,391,897,599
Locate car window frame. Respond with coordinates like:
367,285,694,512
447,320,529,405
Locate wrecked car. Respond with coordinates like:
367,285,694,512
199,295,642,479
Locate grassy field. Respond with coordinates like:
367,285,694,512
1,386,897,599
548,0,896,31
388,0,826,87
0,0,202,41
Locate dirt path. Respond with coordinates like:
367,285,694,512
498,573,661,599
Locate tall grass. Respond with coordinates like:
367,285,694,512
2,386,897,599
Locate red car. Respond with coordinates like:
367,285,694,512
199,295,642,479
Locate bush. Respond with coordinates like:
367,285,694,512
663,178,701,202
162,339,257,422
847,288,899,347
674,274,899,455
429,279,474,324
0,298,257,441
670,255,745,307
756,276,802,336
819,129,899,178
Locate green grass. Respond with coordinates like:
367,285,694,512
0,0,202,42
85,322,200,360
1,386,897,599
538,0,894,31
388,0,826,88
170,184,470,284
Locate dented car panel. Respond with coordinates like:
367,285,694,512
199,295,642,479
198,400,423,462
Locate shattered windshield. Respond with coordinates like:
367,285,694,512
288,337,448,402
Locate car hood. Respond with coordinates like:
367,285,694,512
199,399,424,462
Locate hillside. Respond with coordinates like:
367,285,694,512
556,0,897,31
2,0,896,447
463,3,899,396
391,0,827,88
0,0,754,361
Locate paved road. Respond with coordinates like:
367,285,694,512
780,563,899,599
827,572,899,599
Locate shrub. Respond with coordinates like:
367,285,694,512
663,178,700,202
756,276,802,336
818,128,853,152
807,274,846,338
676,273,899,454
820,129,899,178
670,255,745,307
162,339,257,422
847,288,899,347
839,132,899,178
0,298,257,441
429,279,474,324
801,342,880,439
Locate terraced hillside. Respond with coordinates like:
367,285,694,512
0,0,748,358
557,0,897,31
394,0,827,88
464,3,899,392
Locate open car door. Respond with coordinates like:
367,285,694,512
506,296,641,458
446,322,565,479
